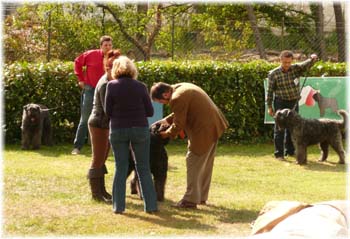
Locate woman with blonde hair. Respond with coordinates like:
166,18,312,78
105,56,158,214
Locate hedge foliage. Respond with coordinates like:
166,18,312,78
4,60,346,144
4,61,79,144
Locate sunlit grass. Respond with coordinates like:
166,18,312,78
3,142,347,237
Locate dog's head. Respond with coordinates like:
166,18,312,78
150,122,170,145
312,90,321,102
23,103,42,123
274,108,299,130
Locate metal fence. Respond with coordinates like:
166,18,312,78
3,2,346,63
149,21,345,62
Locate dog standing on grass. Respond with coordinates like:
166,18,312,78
21,103,53,150
127,123,171,201
274,109,347,165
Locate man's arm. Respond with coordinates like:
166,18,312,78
295,54,318,73
74,52,87,89
266,72,275,117
104,82,113,117
151,113,174,129
164,97,188,138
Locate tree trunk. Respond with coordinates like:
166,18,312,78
135,4,148,61
333,3,345,62
245,4,266,60
314,4,326,61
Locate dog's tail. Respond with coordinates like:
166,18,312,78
338,110,348,131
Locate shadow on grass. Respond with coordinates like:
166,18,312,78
301,161,346,173
216,143,274,157
279,156,346,172
5,144,345,173
4,144,93,158
121,198,257,231
3,142,276,158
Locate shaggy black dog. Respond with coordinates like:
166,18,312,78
274,108,347,165
127,123,170,201
21,103,53,150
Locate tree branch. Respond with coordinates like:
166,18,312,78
96,3,147,57
147,4,162,49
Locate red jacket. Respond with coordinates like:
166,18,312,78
74,49,105,88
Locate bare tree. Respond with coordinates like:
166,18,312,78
245,4,266,60
96,3,162,61
333,2,345,62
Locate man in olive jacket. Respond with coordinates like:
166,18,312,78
150,82,229,209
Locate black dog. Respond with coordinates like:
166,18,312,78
274,109,347,165
127,123,170,201
21,103,53,150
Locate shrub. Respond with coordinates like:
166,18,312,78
4,61,80,143
3,60,345,144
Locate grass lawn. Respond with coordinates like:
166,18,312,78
3,142,347,237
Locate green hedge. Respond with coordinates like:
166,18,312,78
4,61,79,144
4,60,346,144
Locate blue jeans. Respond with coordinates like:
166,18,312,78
73,85,94,149
109,127,157,213
273,98,299,158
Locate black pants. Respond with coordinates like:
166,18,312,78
273,98,299,158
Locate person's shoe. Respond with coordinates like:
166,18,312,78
146,210,159,214
285,153,295,158
89,177,112,205
276,157,286,161
92,195,112,204
172,199,197,209
71,148,80,155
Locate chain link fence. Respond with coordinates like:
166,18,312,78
3,2,346,63
149,19,345,62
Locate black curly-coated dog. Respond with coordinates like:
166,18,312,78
21,103,53,150
127,123,170,201
274,108,347,165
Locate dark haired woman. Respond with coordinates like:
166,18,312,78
87,49,121,203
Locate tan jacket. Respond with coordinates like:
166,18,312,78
164,83,229,155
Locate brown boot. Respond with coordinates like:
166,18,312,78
101,165,112,200
100,176,112,200
87,168,112,204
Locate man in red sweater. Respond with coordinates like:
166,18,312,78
71,36,113,155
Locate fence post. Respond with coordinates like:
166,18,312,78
101,7,105,35
171,15,175,61
281,16,284,50
46,10,52,62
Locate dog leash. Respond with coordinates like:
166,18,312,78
292,68,312,111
